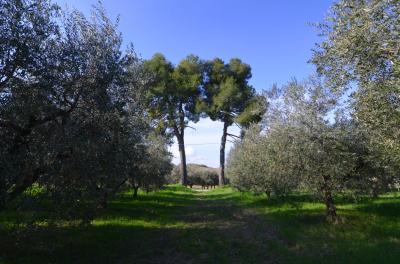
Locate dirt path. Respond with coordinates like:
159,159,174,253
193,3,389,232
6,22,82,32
146,190,283,264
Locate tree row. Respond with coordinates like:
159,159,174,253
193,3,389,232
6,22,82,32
227,0,399,222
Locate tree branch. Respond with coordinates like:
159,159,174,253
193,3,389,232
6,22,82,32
227,133,240,139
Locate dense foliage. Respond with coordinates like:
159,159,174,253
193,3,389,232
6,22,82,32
143,54,203,185
311,0,400,186
202,58,266,185
227,124,300,197
0,0,172,219
228,0,399,222
144,56,265,186
129,134,173,198
228,78,398,221
168,164,219,188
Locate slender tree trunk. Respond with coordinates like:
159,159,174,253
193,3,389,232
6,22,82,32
219,120,229,186
133,186,139,199
177,134,188,186
371,181,379,198
175,102,188,186
322,175,337,222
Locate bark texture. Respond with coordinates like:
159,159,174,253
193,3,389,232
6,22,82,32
322,175,337,222
219,120,229,186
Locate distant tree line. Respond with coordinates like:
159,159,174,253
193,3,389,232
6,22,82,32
227,0,399,222
168,164,219,189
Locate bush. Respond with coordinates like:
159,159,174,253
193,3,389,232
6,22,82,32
227,125,299,197
169,164,218,188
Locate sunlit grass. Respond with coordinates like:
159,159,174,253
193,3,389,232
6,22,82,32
212,188,400,263
0,185,399,263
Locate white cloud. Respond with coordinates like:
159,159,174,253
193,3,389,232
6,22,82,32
185,146,195,156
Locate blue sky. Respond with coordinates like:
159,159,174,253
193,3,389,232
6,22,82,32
56,0,333,167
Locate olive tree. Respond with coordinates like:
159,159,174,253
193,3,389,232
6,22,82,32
228,79,365,221
312,0,400,185
0,1,152,218
187,164,219,189
0,0,61,208
227,124,300,198
129,134,173,199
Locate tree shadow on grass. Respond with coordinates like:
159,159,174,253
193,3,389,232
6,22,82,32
2,209,398,264
0,218,280,264
1,225,185,264
0,186,286,264
257,205,400,263
357,202,400,217
101,191,211,225
1,187,399,264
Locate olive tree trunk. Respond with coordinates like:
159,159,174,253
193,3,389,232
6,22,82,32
322,175,337,222
97,178,129,210
133,186,139,199
2,168,43,210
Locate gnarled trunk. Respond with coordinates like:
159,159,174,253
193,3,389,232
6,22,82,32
96,178,129,210
2,167,44,210
322,175,337,222
219,120,229,186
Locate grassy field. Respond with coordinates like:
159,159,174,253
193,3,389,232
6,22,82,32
0,185,399,263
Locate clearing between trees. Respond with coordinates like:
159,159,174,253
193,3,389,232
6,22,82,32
1,185,399,264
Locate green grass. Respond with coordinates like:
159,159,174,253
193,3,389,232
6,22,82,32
213,189,400,263
0,185,399,263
